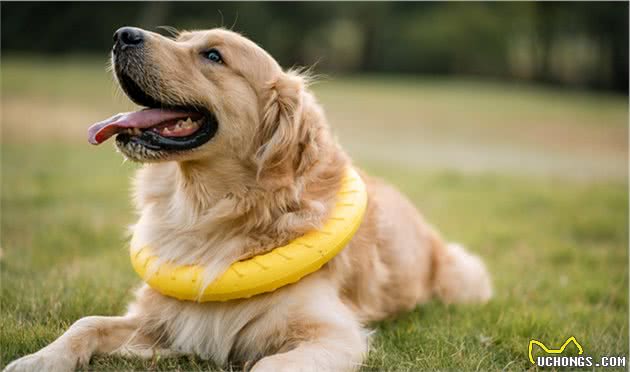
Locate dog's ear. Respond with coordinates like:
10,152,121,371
255,71,317,184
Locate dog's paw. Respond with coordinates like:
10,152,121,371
3,349,77,372
251,355,317,372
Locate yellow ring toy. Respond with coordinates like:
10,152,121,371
130,167,367,302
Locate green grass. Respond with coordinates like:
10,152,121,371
1,56,628,370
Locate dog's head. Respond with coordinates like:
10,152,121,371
89,26,319,180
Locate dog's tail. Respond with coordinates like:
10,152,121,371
432,242,493,304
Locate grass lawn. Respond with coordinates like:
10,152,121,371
1,56,628,370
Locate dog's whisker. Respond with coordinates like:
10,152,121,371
230,12,239,31
156,25,180,39
217,9,225,29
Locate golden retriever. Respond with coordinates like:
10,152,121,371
5,27,492,372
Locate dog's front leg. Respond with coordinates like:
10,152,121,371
250,299,368,372
251,324,367,372
4,315,152,372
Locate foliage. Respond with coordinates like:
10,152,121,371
1,2,628,91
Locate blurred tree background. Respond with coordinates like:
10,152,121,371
1,1,628,92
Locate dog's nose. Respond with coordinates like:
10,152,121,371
113,27,144,47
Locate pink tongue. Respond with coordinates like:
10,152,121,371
87,109,201,145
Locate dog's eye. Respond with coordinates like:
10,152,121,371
203,49,223,64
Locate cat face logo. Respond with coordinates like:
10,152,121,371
528,336,584,364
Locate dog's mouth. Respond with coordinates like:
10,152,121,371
87,73,218,153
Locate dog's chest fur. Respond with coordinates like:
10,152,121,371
125,159,354,364
127,272,342,365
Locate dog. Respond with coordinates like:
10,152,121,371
5,27,492,372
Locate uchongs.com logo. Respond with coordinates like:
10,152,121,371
528,336,627,368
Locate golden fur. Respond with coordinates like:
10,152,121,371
5,28,492,372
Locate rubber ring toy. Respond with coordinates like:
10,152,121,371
130,166,367,302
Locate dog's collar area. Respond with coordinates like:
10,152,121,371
129,166,368,302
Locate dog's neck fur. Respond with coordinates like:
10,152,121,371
130,102,348,287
